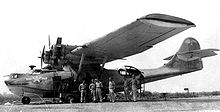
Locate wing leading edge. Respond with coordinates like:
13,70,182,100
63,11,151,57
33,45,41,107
70,13,195,64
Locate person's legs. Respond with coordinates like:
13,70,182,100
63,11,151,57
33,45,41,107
92,90,96,102
98,88,102,102
132,90,137,102
80,91,84,102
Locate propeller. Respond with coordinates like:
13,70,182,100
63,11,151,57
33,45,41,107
38,36,63,67
48,35,51,49
40,45,45,68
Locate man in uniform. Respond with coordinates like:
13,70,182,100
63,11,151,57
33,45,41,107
124,78,130,101
95,78,103,102
89,79,96,102
78,80,87,102
131,75,138,102
58,82,67,103
108,77,115,102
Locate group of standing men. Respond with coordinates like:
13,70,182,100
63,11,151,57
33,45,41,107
124,75,139,102
78,78,104,103
78,74,139,103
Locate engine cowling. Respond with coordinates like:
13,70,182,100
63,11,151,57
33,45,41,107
43,37,66,66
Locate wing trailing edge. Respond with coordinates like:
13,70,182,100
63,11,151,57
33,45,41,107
139,13,196,27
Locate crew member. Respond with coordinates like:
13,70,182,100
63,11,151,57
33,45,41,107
78,80,87,103
108,77,115,102
131,75,138,102
95,78,103,102
89,79,96,102
58,82,67,103
124,78,130,101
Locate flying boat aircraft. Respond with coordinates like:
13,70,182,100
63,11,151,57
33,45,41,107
4,13,219,104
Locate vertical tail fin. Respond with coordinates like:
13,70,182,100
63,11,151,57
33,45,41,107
164,37,219,71
177,37,200,53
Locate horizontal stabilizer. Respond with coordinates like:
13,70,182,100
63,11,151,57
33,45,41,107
164,49,219,61
177,55,200,62
178,48,219,57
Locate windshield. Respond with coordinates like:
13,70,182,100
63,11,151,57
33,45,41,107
10,73,24,79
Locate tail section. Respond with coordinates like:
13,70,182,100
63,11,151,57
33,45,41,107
164,37,219,71
128,37,218,84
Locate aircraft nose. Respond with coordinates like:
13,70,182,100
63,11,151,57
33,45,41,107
5,80,28,86
5,80,12,86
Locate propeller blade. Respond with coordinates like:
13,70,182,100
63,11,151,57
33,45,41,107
41,45,45,68
41,59,42,68
48,35,51,49
42,45,45,57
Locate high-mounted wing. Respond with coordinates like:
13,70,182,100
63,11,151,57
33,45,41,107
70,13,195,64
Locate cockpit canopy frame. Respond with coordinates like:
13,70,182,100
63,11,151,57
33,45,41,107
118,65,142,77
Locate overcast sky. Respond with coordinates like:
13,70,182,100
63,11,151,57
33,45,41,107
0,0,219,93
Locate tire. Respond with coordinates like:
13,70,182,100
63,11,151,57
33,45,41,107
22,96,31,104
65,95,74,103
69,98,75,104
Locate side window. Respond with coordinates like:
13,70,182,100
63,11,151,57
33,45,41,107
12,74,18,79
118,69,127,76
118,66,142,76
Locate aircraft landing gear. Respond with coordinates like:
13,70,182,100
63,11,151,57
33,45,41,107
59,92,80,103
22,96,31,104
66,95,75,104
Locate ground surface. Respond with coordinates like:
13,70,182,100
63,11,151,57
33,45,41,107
1,96,220,112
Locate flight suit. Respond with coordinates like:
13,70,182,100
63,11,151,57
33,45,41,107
124,79,130,101
131,78,138,102
58,83,67,102
79,83,87,102
109,80,115,102
89,82,96,102
95,81,103,102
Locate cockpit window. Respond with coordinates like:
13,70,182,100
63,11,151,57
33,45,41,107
10,73,23,79
13,74,18,79
118,69,127,76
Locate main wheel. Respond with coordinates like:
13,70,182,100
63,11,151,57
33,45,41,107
69,98,75,104
65,95,74,103
22,96,31,104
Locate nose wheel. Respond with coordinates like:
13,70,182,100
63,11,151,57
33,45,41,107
22,96,31,104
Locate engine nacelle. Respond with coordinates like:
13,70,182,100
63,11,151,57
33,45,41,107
43,45,66,65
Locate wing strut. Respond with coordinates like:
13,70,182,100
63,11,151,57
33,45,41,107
77,53,85,74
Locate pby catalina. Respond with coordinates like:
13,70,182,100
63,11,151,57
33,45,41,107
4,14,219,104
